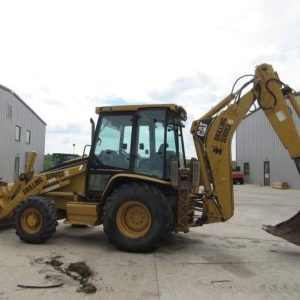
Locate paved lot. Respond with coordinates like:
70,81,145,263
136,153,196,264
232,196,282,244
0,185,299,299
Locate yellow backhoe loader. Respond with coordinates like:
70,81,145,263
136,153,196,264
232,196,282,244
0,63,299,251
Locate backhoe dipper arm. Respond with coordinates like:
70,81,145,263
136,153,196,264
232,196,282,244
190,64,300,224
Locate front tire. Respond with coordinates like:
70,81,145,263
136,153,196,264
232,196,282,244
103,182,173,252
15,197,58,244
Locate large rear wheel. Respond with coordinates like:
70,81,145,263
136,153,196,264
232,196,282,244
15,197,58,244
103,182,173,252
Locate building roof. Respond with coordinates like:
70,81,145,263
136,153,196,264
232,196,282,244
0,84,46,125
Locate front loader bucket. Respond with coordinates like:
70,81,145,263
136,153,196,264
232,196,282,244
262,211,300,246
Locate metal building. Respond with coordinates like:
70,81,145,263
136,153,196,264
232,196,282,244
0,84,46,183
236,93,300,189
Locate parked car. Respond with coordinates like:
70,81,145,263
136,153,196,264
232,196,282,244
232,166,244,184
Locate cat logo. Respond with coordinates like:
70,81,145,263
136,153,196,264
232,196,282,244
197,122,208,137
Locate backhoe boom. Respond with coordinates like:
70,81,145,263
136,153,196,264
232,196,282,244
191,64,300,226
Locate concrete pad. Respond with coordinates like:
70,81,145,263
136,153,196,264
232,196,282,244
0,185,299,299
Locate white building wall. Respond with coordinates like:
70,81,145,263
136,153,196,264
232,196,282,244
236,94,300,189
0,85,46,183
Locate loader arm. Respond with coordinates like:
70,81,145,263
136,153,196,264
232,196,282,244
191,63,300,224
0,152,87,220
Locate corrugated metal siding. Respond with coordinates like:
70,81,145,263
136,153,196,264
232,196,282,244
0,87,46,182
236,94,300,189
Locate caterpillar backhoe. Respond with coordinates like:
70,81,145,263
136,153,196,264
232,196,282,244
0,63,299,251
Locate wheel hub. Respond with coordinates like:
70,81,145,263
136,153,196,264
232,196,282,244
117,201,151,239
21,208,42,234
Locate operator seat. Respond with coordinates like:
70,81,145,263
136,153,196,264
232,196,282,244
98,150,128,169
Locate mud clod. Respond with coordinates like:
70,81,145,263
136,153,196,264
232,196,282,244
77,283,97,294
47,258,63,267
67,262,93,279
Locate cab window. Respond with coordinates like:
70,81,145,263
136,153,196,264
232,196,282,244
134,110,166,178
94,115,132,169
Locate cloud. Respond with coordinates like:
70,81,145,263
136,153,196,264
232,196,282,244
88,96,129,106
149,73,215,100
42,97,65,107
48,123,82,134
39,85,50,94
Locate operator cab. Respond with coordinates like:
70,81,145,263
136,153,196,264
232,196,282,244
86,104,187,197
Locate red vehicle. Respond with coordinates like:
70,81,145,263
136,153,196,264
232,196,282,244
232,167,244,184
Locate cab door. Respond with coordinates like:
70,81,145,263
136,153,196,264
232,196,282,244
85,113,134,199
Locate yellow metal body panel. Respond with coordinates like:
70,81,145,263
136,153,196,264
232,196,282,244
102,173,171,198
65,202,100,226
204,91,255,221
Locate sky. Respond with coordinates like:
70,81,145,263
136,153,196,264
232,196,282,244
0,0,300,158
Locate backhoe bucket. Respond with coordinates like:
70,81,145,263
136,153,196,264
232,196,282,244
262,211,300,246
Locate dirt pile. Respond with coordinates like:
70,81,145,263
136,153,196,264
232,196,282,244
46,257,96,294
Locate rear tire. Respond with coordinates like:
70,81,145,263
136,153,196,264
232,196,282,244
103,182,173,252
15,197,58,244
239,179,244,185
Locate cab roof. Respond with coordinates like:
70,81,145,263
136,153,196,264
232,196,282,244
95,104,187,121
